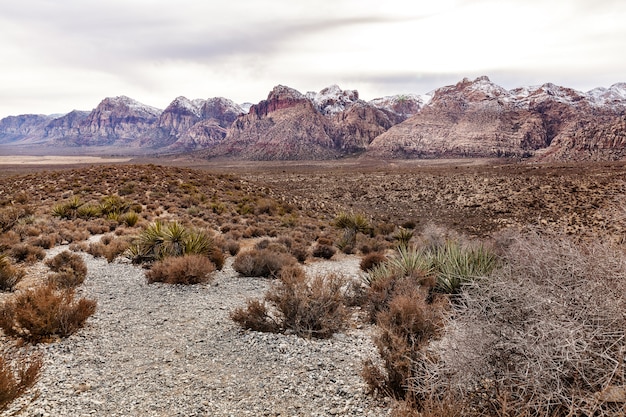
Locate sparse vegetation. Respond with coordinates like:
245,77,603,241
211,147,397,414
0,254,24,291
231,266,349,338
0,344,42,412
45,250,88,288
233,248,298,278
0,283,97,343
146,254,216,285
334,212,372,253
127,221,220,265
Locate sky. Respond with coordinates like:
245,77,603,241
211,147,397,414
1,0,625,118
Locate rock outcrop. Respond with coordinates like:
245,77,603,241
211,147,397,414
1,77,625,161
203,85,425,159
366,76,626,161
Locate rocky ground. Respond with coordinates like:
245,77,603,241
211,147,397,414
215,159,626,241
4,243,391,417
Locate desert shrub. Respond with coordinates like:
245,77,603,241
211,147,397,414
311,244,336,259
289,243,308,263
87,236,130,263
0,205,34,233
9,244,45,264
0,254,24,291
363,284,447,399
29,233,59,249
224,239,240,256
230,299,280,333
146,254,215,285
0,344,42,412
0,284,97,343
127,221,219,264
231,266,349,338
232,249,297,278
0,231,20,252
45,250,88,288
409,232,626,416
360,252,387,272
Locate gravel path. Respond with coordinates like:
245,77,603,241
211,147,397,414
5,246,391,417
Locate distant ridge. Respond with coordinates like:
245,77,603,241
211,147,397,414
1,77,625,161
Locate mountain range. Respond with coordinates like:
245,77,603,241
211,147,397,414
1,76,625,161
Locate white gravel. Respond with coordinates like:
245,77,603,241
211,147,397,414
4,247,392,417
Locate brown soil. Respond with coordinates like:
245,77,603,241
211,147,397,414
4,156,626,242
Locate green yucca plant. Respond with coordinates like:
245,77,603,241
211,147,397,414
120,211,139,227
76,204,101,219
99,195,131,217
51,196,84,220
393,227,414,248
127,221,217,264
363,241,497,294
333,212,372,252
431,241,498,294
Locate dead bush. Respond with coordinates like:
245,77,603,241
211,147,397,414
230,299,280,333
311,244,336,259
0,284,97,343
0,344,42,411
411,232,626,416
29,234,59,249
224,239,240,256
0,254,24,291
146,254,216,285
233,249,297,278
267,267,349,338
87,236,130,263
360,252,387,271
231,266,350,338
45,251,87,288
364,285,446,399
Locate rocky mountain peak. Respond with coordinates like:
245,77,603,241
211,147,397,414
96,96,162,118
249,85,311,118
369,94,430,118
201,97,244,126
163,96,205,118
307,85,360,115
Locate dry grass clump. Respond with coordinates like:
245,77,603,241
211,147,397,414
360,252,387,272
362,270,446,399
233,248,298,278
408,232,626,416
0,254,24,291
86,235,131,263
0,283,97,343
9,244,46,264
0,344,42,412
231,266,350,338
146,254,216,285
311,242,336,259
45,251,88,288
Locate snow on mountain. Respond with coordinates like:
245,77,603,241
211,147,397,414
369,93,431,117
104,96,162,117
587,83,626,107
306,85,359,115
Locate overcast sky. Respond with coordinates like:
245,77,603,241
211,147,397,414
1,0,625,118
